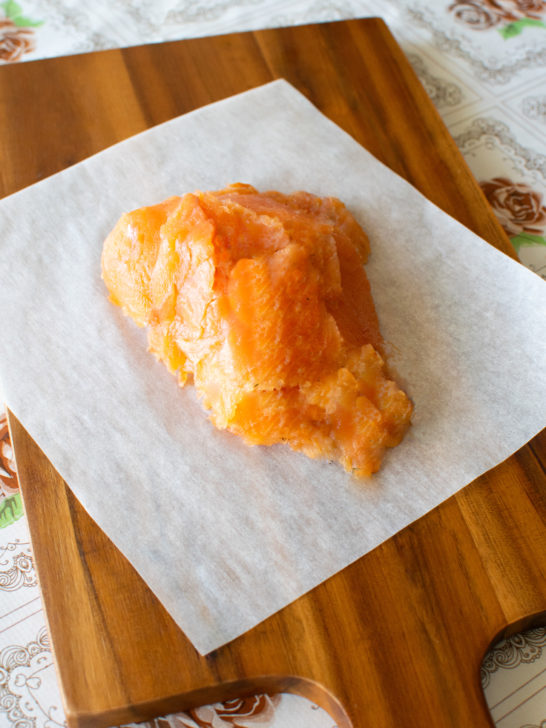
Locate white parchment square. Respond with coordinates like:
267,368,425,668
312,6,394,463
0,80,544,653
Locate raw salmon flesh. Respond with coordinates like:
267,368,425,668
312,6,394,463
102,184,412,476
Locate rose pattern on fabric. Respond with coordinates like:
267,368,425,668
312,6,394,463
0,17,34,61
448,0,546,35
186,695,280,727
0,411,18,495
480,177,546,236
495,0,546,20
0,1,42,62
125,694,338,728
0,411,23,527
448,1,503,29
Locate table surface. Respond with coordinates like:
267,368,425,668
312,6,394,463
1,4,546,728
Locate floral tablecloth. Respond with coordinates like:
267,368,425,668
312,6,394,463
1,2,545,727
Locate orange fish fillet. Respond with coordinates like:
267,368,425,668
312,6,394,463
102,183,412,476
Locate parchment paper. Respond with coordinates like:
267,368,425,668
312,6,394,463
0,80,545,654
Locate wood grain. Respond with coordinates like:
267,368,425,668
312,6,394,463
2,18,545,728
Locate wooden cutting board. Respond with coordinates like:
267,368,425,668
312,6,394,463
2,18,545,728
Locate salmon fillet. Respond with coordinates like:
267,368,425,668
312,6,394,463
102,183,412,476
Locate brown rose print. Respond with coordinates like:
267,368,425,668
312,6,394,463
495,0,546,19
0,18,34,61
516,0,546,15
186,695,279,727
480,177,546,237
448,0,546,33
0,410,18,494
0,2,42,63
448,1,507,29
